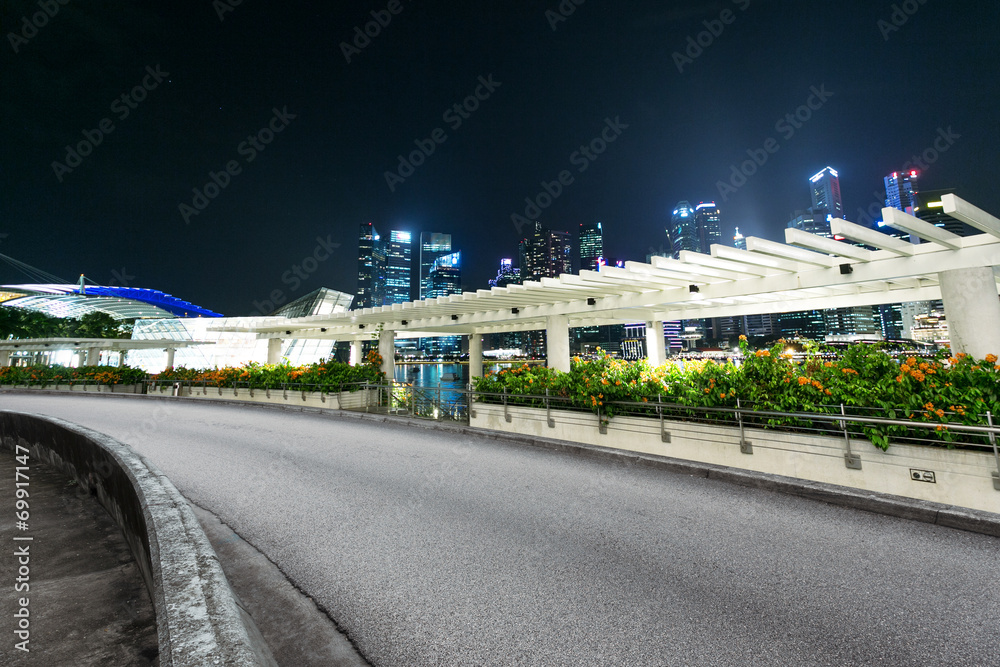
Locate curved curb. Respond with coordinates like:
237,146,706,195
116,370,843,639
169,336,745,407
0,410,277,667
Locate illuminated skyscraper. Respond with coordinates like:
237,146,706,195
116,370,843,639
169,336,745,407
809,166,843,220
668,201,697,258
520,221,572,281
694,202,722,253
356,222,385,309
733,226,746,250
489,258,521,288
885,170,919,215
578,222,604,271
422,252,463,355
384,230,412,305
419,232,452,299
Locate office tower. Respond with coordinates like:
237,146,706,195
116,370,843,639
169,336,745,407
787,210,832,238
384,230,412,306
578,222,604,272
419,232,452,299
733,226,746,250
520,221,572,281
777,310,825,340
885,170,919,215
489,259,521,288
915,189,975,237
421,252,463,356
356,222,385,309
668,201,698,258
694,202,722,254
809,166,844,220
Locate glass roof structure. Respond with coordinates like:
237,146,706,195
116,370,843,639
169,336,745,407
0,284,222,320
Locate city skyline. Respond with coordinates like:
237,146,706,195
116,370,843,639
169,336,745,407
3,2,997,316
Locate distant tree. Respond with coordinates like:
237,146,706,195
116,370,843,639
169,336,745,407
73,312,126,339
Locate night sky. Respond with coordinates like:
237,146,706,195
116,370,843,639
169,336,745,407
3,0,998,316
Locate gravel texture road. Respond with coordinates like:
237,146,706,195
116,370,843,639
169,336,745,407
4,394,999,667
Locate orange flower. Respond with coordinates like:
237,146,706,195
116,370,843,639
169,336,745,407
797,376,810,385
739,335,747,341
824,361,834,368
988,354,999,364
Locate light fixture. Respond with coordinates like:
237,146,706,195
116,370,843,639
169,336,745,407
359,324,366,330
451,314,459,321
839,264,853,275
689,285,700,293
511,308,519,314
401,320,408,326
587,298,596,306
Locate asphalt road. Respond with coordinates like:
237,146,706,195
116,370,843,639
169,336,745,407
4,394,1000,667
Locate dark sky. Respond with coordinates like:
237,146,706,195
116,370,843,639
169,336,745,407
2,0,997,316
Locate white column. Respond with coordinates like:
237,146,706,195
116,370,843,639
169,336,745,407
468,331,483,379
939,267,1000,359
267,338,283,365
86,348,100,365
165,348,176,369
378,329,395,380
118,350,127,367
546,315,570,373
349,339,364,366
645,321,666,367
75,349,86,368
0,350,10,367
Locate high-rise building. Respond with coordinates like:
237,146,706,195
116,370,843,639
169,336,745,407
885,170,919,215
489,258,521,288
421,252,463,356
668,201,698,258
787,210,832,238
356,222,386,309
914,189,975,237
520,221,572,281
419,232,452,299
578,222,604,272
809,166,844,220
694,202,722,254
384,230,412,306
733,226,746,250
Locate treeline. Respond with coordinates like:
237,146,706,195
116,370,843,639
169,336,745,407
0,309,133,339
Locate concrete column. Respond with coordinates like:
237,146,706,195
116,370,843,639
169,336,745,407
267,338,283,365
86,348,100,365
75,349,87,368
645,321,666,367
546,315,571,373
939,267,1000,359
118,351,127,367
349,339,364,366
165,348,176,369
468,331,483,379
378,329,395,380
0,350,10,367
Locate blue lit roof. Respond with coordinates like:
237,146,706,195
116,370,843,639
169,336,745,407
0,284,223,320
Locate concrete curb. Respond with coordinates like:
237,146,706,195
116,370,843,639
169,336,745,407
5,388,1000,539
0,409,278,666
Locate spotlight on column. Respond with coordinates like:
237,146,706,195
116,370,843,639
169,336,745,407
587,298,596,306
840,264,853,275
285,330,292,335
359,324,366,329
689,285,700,293
401,320,408,326
320,328,327,332
451,314,459,321
511,307,519,314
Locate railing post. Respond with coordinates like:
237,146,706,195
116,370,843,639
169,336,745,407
437,381,442,421
988,412,1000,491
658,394,670,443
503,387,511,423
842,403,862,469
546,388,555,428
737,398,752,454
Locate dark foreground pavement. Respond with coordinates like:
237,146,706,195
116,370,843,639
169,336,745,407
0,451,158,667
3,393,1000,667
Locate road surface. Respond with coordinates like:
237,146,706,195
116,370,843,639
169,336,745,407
3,393,999,666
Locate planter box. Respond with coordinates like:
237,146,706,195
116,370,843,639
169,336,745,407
470,402,1000,515
147,383,377,410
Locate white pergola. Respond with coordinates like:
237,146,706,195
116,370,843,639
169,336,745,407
215,195,1000,378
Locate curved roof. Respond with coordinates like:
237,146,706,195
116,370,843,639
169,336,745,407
0,284,222,320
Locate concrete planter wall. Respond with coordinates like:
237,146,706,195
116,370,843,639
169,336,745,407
470,402,1000,515
0,411,276,666
147,383,377,410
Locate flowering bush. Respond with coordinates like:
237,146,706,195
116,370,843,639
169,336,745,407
473,339,1000,450
152,355,383,390
0,364,147,386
